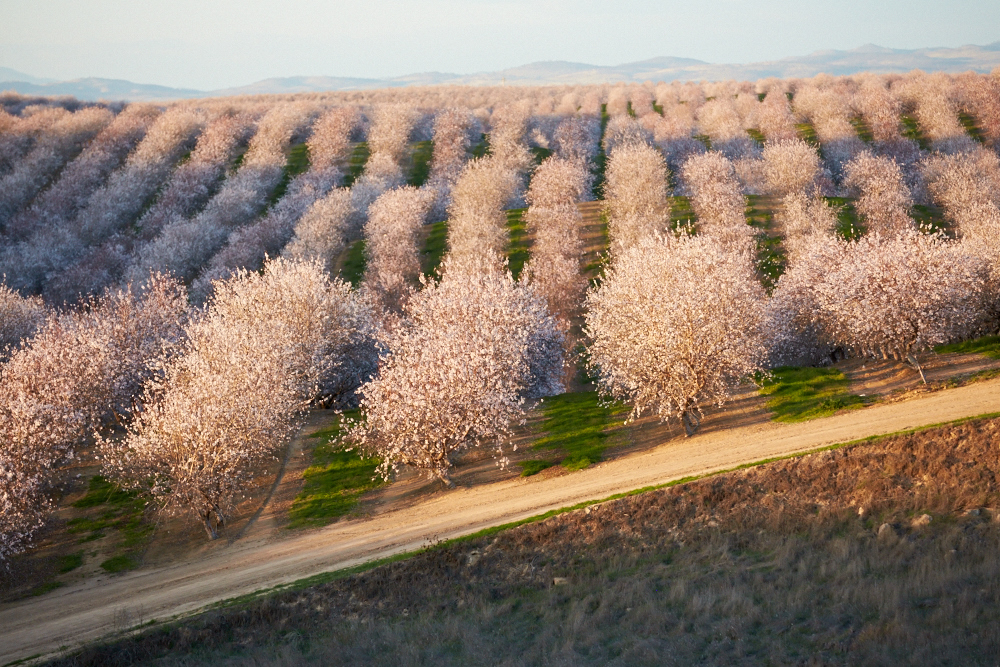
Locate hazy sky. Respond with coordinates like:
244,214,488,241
1,0,998,90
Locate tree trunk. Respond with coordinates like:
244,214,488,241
203,513,219,540
433,468,456,489
907,354,927,385
682,410,701,437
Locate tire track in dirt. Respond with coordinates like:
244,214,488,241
3,377,1000,664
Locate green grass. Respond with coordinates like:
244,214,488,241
911,203,949,235
851,116,874,143
529,146,553,166
268,142,310,206
669,195,697,233
900,116,931,151
72,475,134,508
935,335,1000,359
825,197,864,241
420,220,448,278
746,128,766,147
506,208,530,280
288,413,384,529
745,195,786,292
29,581,64,597
652,102,664,116
340,239,366,288
522,391,628,475
759,366,873,423
408,140,434,187
470,133,489,159
58,552,84,574
590,105,610,200
958,111,987,144
795,122,820,148
99,554,140,574
343,142,370,187
67,476,153,552
693,134,712,150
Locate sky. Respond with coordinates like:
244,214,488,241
1,0,998,90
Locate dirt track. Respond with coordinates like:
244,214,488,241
2,377,1000,664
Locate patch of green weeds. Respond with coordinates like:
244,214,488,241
746,128,766,147
759,366,873,422
825,197,864,241
652,102,664,116
30,581,64,597
520,460,555,476
343,142,370,187
745,195,786,292
958,111,986,144
670,196,697,234
626,101,636,119
900,116,931,151
851,116,874,143
227,146,247,175
288,412,384,528
72,475,134,508
911,203,949,235
693,134,712,150
340,239,366,288
470,133,489,159
421,220,448,278
58,552,84,574
795,122,820,149
408,140,434,187
268,142,310,206
530,146,553,166
100,554,140,574
506,208,530,280
590,104,610,200
523,391,628,475
935,335,1000,359
67,475,153,569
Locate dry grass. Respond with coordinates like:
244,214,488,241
49,417,1000,666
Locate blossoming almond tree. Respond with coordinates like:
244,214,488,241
347,257,563,486
362,186,434,316
445,157,519,270
0,275,187,561
520,157,589,334
681,151,755,257
810,230,984,382
843,152,916,235
603,143,671,254
101,258,374,538
585,234,768,436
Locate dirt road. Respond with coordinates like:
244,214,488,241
3,377,999,664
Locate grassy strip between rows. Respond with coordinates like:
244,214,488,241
287,412,384,529
521,391,628,476
759,366,876,422
935,335,1000,359
505,208,530,280
185,408,1000,618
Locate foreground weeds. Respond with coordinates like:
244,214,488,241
50,417,1000,666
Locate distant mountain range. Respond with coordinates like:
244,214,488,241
3,42,1000,102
